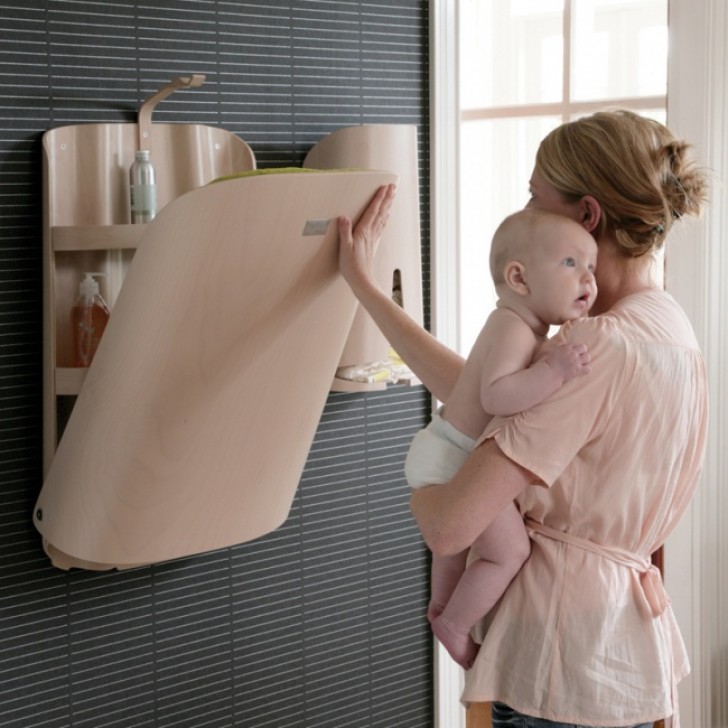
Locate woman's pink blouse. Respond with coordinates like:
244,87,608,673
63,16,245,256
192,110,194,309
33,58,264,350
463,290,708,726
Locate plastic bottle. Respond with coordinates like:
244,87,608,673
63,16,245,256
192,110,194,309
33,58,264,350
71,273,110,367
129,149,157,223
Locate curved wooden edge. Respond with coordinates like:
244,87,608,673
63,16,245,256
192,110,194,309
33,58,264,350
43,540,146,572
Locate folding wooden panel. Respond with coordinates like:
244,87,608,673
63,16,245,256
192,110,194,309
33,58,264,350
36,168,396,569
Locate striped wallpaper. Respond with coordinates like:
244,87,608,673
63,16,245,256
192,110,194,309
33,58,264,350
0,2,433,726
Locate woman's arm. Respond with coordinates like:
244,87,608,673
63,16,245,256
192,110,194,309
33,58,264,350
338,184,465,403
410,438,535,555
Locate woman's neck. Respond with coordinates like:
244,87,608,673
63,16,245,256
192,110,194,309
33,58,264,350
591,237,661,315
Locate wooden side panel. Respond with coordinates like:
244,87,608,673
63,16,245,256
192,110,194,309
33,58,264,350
304,124,423,368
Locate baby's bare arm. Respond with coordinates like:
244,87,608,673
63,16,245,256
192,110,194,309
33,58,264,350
478,311,590,416
482,343,589,415
540,342,591,382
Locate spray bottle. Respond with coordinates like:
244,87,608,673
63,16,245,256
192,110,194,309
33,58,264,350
71,273,110,367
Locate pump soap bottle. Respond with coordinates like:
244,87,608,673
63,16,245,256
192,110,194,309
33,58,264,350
71,273,110,368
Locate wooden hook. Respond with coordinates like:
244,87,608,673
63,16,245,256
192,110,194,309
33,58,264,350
137,74,206,151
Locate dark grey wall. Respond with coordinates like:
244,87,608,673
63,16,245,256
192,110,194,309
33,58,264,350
0,2,432,726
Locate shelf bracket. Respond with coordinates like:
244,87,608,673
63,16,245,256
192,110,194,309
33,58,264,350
137,74,206,151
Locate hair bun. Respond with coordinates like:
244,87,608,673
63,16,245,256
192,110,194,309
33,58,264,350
660,140,708,220
535,110,709,259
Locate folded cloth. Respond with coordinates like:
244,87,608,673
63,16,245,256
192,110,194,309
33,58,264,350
335,349,415,385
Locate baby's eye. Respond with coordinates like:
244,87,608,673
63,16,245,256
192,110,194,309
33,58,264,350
563,257,576,267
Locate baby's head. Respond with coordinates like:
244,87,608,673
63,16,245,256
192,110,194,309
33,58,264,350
490,209,598,325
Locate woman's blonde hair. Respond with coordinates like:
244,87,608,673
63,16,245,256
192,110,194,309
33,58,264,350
534,109,709,257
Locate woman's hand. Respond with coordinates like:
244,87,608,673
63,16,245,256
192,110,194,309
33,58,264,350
337,183,396,297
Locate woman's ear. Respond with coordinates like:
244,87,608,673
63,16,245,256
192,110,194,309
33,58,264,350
579,195,602,234
504,261,529,296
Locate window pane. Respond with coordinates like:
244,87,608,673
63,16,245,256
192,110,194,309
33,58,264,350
460,0,564,110
570,107,666,124
572,0,667,101
458,116,561,354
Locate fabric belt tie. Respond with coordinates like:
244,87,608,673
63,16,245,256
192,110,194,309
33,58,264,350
524,518,679,726
525,518,670,618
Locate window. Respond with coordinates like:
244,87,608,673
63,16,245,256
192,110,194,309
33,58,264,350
456,0,667,354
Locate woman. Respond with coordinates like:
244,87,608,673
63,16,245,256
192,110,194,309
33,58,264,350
337,110,709,728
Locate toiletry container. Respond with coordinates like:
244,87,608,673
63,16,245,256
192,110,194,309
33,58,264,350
71,273,110,367
130,149,157,223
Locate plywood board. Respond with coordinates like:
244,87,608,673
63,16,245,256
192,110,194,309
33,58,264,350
35,169,396,568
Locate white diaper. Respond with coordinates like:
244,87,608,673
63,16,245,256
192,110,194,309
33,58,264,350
404,410,477,489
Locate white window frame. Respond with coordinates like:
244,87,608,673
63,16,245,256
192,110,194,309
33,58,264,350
429,3,466,725
429,1,727,726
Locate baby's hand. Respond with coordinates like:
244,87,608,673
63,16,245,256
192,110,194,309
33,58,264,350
543,343,590,383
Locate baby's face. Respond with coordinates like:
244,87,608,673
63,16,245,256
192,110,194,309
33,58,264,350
525,223,598,325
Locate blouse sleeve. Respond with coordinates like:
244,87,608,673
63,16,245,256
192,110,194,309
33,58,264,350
478,315,623,487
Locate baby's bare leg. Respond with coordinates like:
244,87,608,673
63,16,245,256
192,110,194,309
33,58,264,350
431,502,530,669
428,549,469,623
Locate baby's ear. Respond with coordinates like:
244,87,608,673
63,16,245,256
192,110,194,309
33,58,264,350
503,261,529,296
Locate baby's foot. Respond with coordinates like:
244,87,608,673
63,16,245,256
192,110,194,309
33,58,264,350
431,615,479,670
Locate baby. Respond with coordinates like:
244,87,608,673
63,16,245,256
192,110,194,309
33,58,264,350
405,208,597,668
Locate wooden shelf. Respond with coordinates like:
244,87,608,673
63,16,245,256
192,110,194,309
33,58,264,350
330,373,420,393
53,224,147,252
331,377,388,393
55,367,87,396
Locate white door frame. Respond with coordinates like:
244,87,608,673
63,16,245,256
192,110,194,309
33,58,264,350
429,1,467,727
